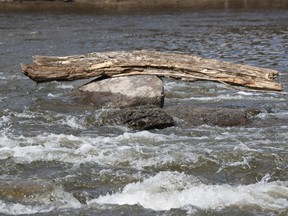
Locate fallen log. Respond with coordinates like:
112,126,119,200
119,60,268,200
21,50,283,91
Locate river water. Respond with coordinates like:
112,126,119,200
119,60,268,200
0,10,287,215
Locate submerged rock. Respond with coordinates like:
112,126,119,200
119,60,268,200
0,180,55,204
94,104,260,129
99,105,174,130
72,75,164,109
0,180,80,206
165,105,261,127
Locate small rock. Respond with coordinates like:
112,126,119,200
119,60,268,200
72,75,164,109
99,106,174,130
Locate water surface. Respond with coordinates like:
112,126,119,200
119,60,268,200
0,10,287,215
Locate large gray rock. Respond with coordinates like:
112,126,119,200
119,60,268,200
72,75,164,109
99,105,174,130
165,105,261,127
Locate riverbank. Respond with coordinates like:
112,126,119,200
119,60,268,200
1,0,288,13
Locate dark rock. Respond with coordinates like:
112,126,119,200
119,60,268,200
72,75,164,109
99,106,174,130
165,105,261,127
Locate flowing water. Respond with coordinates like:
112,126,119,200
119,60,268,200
0,10,288,215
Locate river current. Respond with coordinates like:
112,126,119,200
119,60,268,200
0,10,287,215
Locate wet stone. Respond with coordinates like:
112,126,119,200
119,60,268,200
99,105,174,130
72,75,164,109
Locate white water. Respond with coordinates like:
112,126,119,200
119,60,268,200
90,171,288,212
0,128,198,167
0,108,287,167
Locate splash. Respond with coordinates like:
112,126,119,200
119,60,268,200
90,171,288,211
0,130,198,168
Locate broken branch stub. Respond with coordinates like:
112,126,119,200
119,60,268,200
21,50,283,91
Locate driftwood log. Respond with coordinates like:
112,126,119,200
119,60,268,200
21,50,283,92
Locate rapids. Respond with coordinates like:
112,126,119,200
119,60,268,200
0,9,287,215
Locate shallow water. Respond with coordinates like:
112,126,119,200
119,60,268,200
0,10,288,215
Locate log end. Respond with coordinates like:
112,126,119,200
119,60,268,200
20,63,54,83
20,63,32,78
21,63,38,82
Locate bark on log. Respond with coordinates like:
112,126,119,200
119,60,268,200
21,50,283,91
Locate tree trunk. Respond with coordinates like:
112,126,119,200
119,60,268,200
21,50,283,91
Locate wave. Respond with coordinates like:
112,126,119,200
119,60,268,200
89,171,288,212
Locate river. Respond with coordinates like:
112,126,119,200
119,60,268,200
0,9,287,215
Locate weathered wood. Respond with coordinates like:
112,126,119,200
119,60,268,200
21,50,283,91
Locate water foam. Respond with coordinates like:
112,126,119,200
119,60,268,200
0,131,198,168
0,115,11,128
90,171,288,212
0,72,6,80
58,116,86,130
115,131,182,143
0,202,53,215
4,108,88,131
56,83,74,89
168,92,286,103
